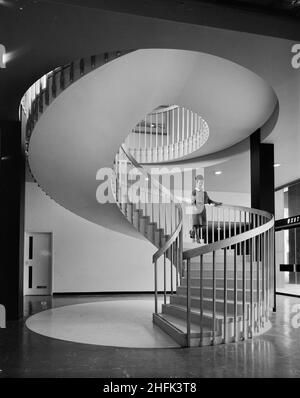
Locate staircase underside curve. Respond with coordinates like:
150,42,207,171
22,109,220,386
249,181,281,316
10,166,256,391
28,49,277,236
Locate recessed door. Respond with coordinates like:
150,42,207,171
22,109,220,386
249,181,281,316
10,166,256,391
24,232,52,296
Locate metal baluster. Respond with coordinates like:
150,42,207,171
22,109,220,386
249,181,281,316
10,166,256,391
161,112,164,161
179,228,183,279
273,227,276,312
154,260,158,313
223,208,225,240
60,68,65,90
45,80,49,105
242,238,246,340
177,107,180,144
156,113,158,160
165,203,167,235
159,175,162,229
175,238,178,290
257,232,260,332
187,110,189,152
80,58,84,75
206,205,209,244
187,258,191,347
239,210,242,254
250,237,253,338
172,109,175,147
164,253,167,305
234,246,237,341
144,116,147,163
218,207,220,241
223,248,227,344
266,229,269,321
262,231,265,327
212,206,214,243
150,114,152,156
234,209,237,237
91,55,96,69
212,251,216,345
52,73,56,98
151,179,154,222
167,110,169,156
200,254,204,346
170,245,173,295
69,62,74,83
182,107,185,143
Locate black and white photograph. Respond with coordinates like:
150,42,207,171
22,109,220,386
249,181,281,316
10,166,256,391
1,0,300,387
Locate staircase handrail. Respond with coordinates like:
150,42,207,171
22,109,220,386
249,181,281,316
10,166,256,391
183,203,274,260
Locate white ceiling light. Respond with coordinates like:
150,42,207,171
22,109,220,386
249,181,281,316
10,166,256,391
214,171,222,175
274,163,281,168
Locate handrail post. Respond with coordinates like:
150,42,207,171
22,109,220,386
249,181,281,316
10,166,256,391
212,251,216,345
186,258,191,347
272,227,276,312
200,254,203,346
223,248,227,344
234,246,237,342
164,254,167,305
154,260,158,314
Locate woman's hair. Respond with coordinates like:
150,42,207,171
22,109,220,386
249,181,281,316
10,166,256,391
195,174,204,181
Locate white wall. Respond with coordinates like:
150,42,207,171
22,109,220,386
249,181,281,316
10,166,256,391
25,181,251,292
25,182,162,293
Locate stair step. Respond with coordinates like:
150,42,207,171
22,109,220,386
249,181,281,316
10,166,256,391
153,313,221,347
170,294,247,315
183,269,260,279
180,277,261,289
177,286,257,301
162,303,246,323
162,303,224,330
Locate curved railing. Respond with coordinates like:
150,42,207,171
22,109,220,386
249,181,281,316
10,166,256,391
182,203,275,346
125,105,209,163
20,50,133,151
112,144,183,311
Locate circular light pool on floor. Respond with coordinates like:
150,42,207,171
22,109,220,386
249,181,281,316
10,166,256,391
25,299,180,348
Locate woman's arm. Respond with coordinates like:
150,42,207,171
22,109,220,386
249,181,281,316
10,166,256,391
206,192,222,206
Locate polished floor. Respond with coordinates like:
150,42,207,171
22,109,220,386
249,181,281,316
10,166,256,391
26,299,179,348
0,294,300,377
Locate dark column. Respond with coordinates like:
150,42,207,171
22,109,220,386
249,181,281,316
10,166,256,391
287,184,300,284
0,121,25,320
250,129,275,311
250,129,274,214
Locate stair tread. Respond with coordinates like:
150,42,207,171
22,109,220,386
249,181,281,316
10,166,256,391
178,286,257,292
156,313,213,335
181,276,262,280
173,294,251,304
164,303,244,319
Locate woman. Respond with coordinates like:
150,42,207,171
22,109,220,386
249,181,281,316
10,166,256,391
191,174,222,243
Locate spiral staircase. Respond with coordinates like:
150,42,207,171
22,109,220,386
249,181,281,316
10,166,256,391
21,50,275,347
